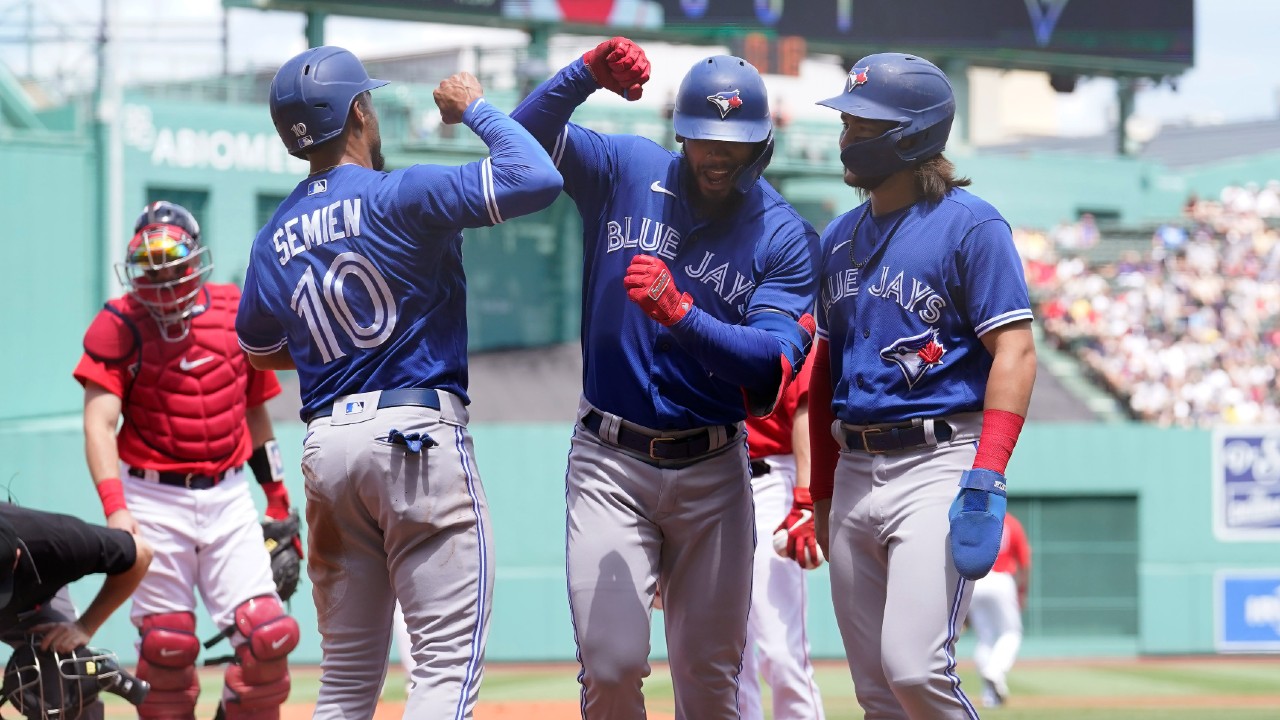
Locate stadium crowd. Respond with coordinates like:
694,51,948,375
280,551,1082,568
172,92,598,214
1020,182,1280,427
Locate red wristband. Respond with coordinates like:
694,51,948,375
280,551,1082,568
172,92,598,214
972,409,1025,474
96,477,127,518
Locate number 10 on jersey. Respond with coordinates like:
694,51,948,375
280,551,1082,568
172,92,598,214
290,252,399,363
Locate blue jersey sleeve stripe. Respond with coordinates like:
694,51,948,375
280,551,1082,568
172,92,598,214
481,158,503,225
552,126,569,167
238,337,287,355
974,308,1034,337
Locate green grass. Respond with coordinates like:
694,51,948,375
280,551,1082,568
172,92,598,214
100,657,1280,719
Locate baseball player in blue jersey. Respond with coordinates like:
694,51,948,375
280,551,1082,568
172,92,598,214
235,46,562,720
807,53,1037,719
511,38,818,719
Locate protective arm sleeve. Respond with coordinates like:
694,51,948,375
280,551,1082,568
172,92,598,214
807,337,840,502
462,99,564,222
510,59,599,151
665,306,795,390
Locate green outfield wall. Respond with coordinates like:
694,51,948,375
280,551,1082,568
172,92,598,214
0,417,1275,664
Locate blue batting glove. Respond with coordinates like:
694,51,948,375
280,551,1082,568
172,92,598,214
948,468,1007,580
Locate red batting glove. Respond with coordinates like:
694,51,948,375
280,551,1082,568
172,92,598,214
583,36,650,100
773,486,825,570
624,254,693,326
261,483,303,559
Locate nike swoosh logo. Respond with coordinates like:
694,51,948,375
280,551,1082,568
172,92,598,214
797,509,813,526
179,356,214,372
271,636,291,650
650,180,676,198
159,648,182,657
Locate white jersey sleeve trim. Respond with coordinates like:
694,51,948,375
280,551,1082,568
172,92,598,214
974,308,1034,337
480,158,503,225
238,337,288,355
551,126,569,168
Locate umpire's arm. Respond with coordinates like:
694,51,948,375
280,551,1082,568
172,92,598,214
33,532,153,653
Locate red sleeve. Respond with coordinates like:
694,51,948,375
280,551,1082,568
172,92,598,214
246,365,283,407
73,309,134,397
1008,514,1031,570
808,337,840,502
795,345,814,408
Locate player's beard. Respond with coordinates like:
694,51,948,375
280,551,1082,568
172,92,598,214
371,136,386,172
844,167,890,192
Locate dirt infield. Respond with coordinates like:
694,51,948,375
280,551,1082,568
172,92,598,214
281,700,672,720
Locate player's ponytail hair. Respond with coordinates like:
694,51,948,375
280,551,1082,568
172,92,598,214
915,153,971,203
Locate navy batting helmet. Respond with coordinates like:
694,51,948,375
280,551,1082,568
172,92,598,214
816,53,955,178
672,55,774,194
268,46,388,157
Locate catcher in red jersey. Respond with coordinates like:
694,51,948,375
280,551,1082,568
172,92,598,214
73,201,301,720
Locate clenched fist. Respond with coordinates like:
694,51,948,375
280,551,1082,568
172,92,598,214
624,254,692,326
583,37,651,100
434,72,484,124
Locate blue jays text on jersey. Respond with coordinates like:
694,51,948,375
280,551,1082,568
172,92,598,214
235,99,562,421
511,59,819,430
815,189,1033,424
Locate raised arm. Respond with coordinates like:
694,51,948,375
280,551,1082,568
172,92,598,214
402,73,562,230
511,37,649,151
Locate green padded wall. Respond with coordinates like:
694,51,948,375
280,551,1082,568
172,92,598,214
1,418,1275,664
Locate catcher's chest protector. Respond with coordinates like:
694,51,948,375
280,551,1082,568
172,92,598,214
110,284,250,463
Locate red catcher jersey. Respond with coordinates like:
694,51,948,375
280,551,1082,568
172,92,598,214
991,512,1031,575
744,352,814,460
74,283,281,475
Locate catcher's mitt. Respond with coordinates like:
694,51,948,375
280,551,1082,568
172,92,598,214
261,510,302,602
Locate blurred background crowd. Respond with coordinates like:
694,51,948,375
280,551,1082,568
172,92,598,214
1020,181,1280,427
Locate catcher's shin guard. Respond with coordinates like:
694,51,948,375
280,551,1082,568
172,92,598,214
137,612,201,720
220,596,299,720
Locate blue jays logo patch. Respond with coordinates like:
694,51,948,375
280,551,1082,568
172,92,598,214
845,66,870,92
881,327,946,389
707,90,744,119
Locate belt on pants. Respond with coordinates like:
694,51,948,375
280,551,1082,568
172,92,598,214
582,410,737,462
841,419,953,454
749,459,771,478
127,465,239,490
306,388,441,423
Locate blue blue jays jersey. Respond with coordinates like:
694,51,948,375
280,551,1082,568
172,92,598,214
513,62,818,429
815,189,1032,424
236,100,562,421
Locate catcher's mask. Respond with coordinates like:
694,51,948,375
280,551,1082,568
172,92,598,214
2,643,111,720
115,221,212,343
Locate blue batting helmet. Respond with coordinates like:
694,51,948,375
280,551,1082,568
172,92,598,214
269,46,388,157
816,53,955,178
672,55,774,194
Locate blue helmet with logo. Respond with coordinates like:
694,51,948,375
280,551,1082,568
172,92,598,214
269,46,388,157
816,52,955,178
672,55,774,193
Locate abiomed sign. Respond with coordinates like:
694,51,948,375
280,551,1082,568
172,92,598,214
121,103,306,174
1213,428,1280,541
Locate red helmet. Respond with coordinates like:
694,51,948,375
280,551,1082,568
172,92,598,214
115,203,212,342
